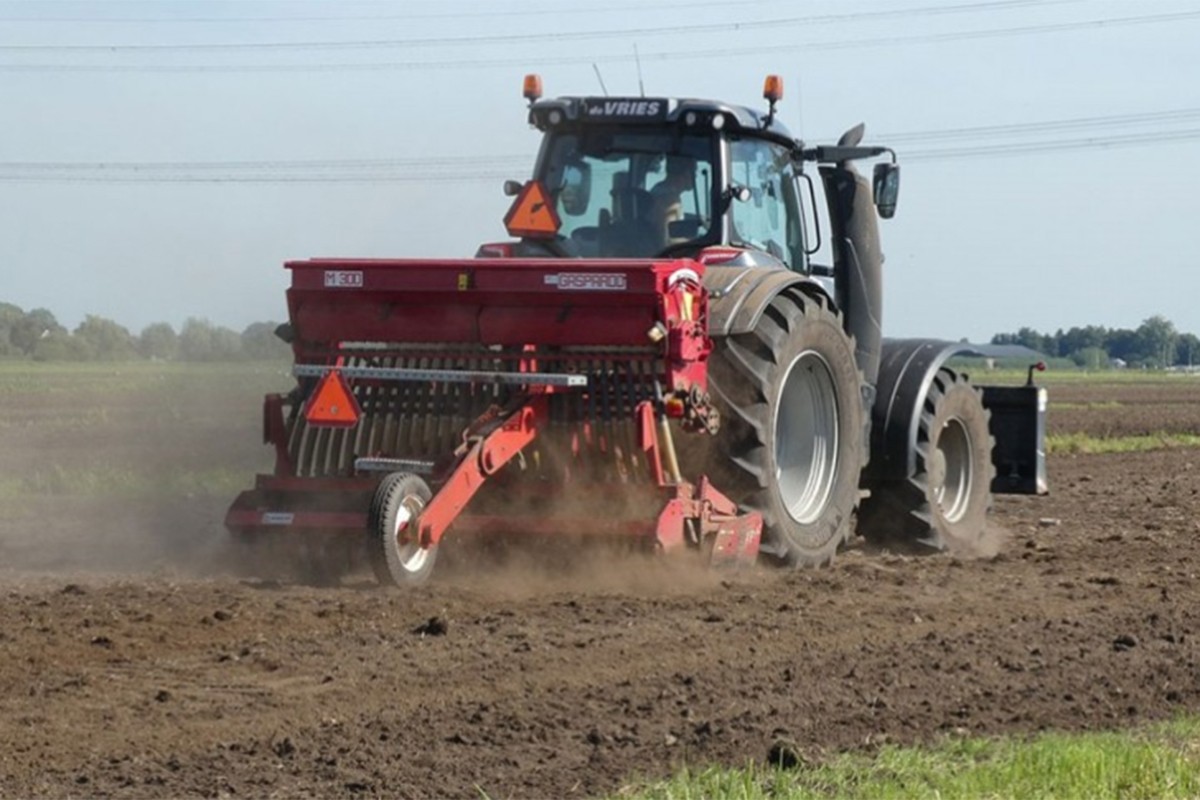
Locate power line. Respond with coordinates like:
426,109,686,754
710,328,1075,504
877,107,1200,143
0,155,531,171
1,0,778,24
0,0,1089,52
3,124,1197,183
0,172,523,184
0,8,1193,73
904,127,1200,161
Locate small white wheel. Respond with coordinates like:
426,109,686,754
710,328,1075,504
367,472,437,586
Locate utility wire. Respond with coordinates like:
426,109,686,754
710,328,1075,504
0,0,1102,52
0,0,776,24
1,8,1193,73
3,125,1198,183
904,127,1200,161
878,107,1200,143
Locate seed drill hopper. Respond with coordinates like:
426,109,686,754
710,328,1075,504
225,256,762,584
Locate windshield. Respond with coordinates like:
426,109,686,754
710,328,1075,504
539,130,715,257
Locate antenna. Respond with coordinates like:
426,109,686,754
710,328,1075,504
592,63,610,97
795,72,805,141
633,43,645,97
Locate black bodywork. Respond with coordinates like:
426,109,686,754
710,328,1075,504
523,93,1046,497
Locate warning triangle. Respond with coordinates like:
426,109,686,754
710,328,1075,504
304,370,361,428
503,180,561,239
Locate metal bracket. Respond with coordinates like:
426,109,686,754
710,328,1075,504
294,364,587,388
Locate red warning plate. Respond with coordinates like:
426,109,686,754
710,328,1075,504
304,370,361,428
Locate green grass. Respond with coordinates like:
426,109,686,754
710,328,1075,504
0,465,249,500
0,361,281,502
614,717,1200,799
1047,432,1200,455
969,368,1200,387
0,360,289,396
1051,401,1123,410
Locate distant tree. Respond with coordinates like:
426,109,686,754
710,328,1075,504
0,302,23,356
1135,315,1178,368
1072,346,1108,370
1105,327,1140,363
138,322,179,360
1176,333,1200,367
1050,328,1066,358
11,308,65,356
1059,325,1107,361
240,321,289,360
1012,326,1051,354
179,317,216,361
32,329,91,361
179,317,243,361
210,326,243,361
74,315,136,360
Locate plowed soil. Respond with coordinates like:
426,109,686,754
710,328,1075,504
2,368,1199,798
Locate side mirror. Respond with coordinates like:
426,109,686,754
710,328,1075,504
872,163,900,219
503,179,523,197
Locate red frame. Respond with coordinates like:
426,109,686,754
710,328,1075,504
226,256,760,567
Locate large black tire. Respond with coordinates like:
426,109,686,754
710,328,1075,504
859,367,995,551
368,472,438,586
701,289,865,567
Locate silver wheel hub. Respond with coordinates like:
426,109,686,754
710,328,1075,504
933,418,973,523
774,350,840,525
391,497,430,573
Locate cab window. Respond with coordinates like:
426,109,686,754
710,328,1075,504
729,137,806,269
540,130,716,257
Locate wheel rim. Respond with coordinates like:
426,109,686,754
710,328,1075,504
774,350,840,525
391,496,430,574
933,417,973,523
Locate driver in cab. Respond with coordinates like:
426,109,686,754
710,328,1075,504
648,155,695,249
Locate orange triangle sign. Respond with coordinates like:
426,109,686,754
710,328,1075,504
304,370,361,428
503,180,561,238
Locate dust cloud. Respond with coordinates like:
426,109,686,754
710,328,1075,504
0,364,272,584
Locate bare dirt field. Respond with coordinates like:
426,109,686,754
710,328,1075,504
1,366,1199,798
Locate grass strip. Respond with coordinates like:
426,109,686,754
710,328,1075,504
1047,432,1200,455
613,717,1200,799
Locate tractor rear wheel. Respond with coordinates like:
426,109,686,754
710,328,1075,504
368,472,438,586
703,290,865,566
859,367,994,551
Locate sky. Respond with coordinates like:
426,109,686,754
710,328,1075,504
2,0,1199,342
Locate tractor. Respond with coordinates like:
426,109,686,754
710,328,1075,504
225,75,1046,585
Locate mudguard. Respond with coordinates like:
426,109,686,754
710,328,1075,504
864,338,1047,495
704,266,821,337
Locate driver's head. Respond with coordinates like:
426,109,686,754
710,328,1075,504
665,155,694,188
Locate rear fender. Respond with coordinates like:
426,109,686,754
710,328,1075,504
704,267,830,337
865,338,1047,495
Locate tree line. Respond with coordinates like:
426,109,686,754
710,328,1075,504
0,302,289,362
4,301,1196,369
992,315,1199,370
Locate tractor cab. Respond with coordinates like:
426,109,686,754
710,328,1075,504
498,76,812,272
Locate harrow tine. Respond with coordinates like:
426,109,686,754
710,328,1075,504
414,355,432,456
379,355,401,463
396,354,415,457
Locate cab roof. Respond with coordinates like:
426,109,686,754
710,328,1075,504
528,95,799,149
